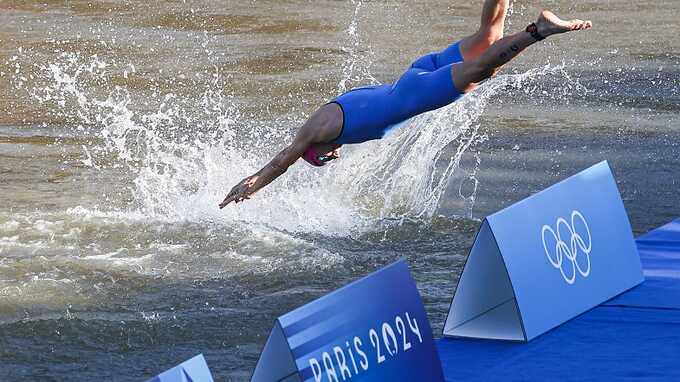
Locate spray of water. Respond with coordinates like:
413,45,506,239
337,0,378,94
10,5,584,238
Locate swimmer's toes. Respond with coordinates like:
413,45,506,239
537,11,593,36
571,20,592,30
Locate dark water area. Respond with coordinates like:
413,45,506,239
0,0,678,380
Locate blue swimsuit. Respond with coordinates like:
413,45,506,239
331,40,465,145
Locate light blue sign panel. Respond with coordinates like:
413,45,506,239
251,260,444,382
146,354,214,382
444,161,644,342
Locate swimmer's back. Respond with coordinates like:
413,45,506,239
331,41,465,145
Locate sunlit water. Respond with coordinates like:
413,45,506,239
0,1,678,380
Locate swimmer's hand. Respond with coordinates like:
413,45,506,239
219,176,258,208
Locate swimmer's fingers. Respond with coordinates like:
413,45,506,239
219,194,236,208
235,193,252,203
220,188,253,207
219,176,257,208
219,185,242,208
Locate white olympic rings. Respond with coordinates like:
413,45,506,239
541,210,592,285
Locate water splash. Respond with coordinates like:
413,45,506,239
10,14,584,238
337,0,378,94
331,64,581,225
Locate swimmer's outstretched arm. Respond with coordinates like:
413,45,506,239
218,135,311,208
219,105,341,208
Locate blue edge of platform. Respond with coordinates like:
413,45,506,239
437,218,680,381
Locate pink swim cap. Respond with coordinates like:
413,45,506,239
303,146,325,167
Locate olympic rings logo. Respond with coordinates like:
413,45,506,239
541,210,592,285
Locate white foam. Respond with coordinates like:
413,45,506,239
0,221,20,232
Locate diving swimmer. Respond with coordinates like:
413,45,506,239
219,1,592,208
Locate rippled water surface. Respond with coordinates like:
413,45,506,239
0,0,679,380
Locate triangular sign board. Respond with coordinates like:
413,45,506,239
146,354,214,382
444,161,644,342
252,259,445,382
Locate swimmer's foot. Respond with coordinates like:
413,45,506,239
535,10,592,38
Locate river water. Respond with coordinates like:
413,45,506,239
0,0,678,380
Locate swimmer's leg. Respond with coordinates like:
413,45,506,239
452,11,592,93
410,0,509,72
410,41,464,71
460,0,510,61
